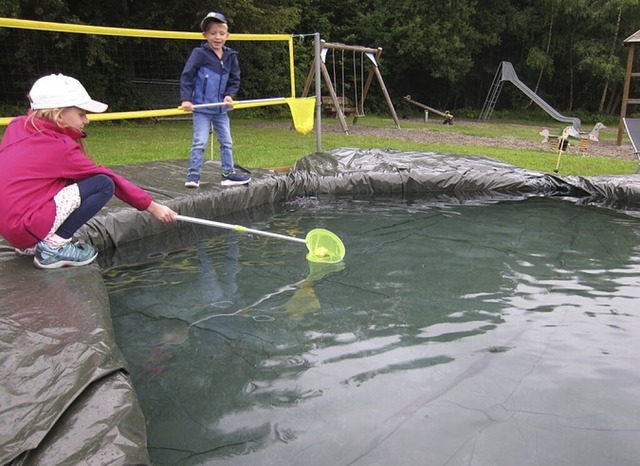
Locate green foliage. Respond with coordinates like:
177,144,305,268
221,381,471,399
1,0,640,117
525,47,554,80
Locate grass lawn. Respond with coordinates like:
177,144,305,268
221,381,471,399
2,114,636,176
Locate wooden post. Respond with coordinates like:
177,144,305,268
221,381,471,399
618,43,635,146
372,61,401,129
301,42,349,133
320,59,350,133
301,59,315,99
314,32,322,152
361,49,379,114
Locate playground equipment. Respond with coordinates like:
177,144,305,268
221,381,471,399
539,126,579,152
480,61,581,131
553,125,580,173
584,122,607,142
617,28,640,145
403,95,453,123
540,122,606,153
301,41,401,133
321,96,356,117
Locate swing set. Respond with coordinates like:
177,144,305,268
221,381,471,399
301,40,400,133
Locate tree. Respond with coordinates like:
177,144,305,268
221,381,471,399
2,0,640,116
574,0,638,113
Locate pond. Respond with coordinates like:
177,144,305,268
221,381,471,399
104,196,640,466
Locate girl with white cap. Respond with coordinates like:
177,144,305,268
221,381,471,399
0,74,177,269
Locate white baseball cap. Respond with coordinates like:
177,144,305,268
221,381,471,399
29,74,108,113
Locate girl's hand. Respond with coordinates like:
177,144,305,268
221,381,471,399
147,201,177,223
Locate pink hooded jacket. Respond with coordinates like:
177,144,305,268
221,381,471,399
0,114,152,249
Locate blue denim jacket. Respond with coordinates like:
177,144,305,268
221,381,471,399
179,42,240,114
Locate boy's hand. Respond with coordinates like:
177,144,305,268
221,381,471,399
223,96,234,108
181,101,194,112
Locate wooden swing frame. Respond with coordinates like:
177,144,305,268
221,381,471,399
301,40,400,133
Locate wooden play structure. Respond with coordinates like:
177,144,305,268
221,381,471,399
617,28,640,146
301,40,400,133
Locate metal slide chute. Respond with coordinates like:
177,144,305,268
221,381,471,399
480,61,580,130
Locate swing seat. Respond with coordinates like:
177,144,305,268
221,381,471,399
321,96,357,117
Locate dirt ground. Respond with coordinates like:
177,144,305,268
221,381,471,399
321,118,637,162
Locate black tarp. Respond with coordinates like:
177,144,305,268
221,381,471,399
0,259,150,465
1,149,639,464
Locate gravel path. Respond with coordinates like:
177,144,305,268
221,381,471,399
321,119,637,162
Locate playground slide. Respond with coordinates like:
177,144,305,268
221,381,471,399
500,61,581,130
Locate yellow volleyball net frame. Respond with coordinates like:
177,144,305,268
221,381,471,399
0,17,314,132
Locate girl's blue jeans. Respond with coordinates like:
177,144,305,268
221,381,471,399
188,111,234,176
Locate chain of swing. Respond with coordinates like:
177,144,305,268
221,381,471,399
330,48,366,117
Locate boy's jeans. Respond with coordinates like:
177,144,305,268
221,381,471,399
188,111,234,176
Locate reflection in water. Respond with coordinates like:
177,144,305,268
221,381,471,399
105,197,640,466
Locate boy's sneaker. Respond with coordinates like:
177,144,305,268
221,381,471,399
221,172,251,186
34,241,98,269
184,174,200,188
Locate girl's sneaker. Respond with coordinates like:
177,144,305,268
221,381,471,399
34,241,98,269
14,247,35,256
221,172,251,186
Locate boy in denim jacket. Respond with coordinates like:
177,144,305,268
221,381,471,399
180,12,250,187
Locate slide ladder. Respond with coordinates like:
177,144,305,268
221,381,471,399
478,65,504,123
479,61,580,130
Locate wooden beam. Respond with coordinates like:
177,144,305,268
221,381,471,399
319,60,350,133
618,44,636,145
373,62,401,129
321,41,379,54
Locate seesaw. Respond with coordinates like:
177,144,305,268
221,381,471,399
403,95,452,122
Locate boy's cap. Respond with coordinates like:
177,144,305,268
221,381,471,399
29,74,108,113
201,12,228,30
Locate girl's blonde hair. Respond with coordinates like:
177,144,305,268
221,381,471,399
25,108,89,153
26,108,66,129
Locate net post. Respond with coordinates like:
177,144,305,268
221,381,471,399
314,32,322,152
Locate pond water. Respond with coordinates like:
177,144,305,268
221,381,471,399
104,196,640,466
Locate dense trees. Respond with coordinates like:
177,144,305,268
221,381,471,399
0,0,639,117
